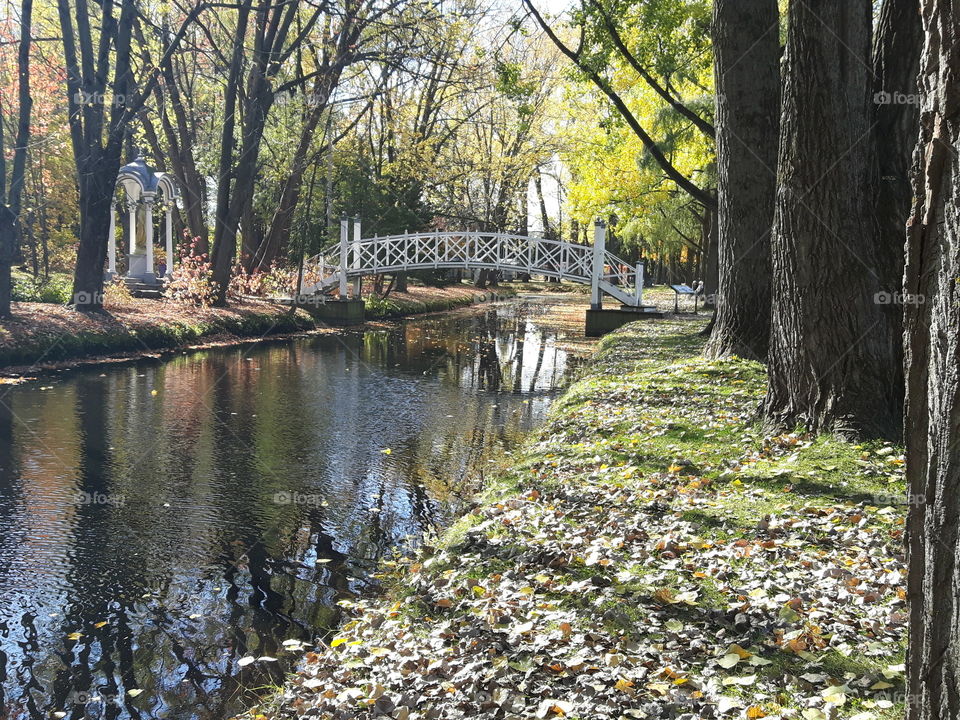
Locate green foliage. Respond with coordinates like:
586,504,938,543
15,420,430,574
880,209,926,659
11,270,72,304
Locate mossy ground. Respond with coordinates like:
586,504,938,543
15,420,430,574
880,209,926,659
243,314,906,720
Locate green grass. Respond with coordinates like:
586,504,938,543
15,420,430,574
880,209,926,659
364,286,515,319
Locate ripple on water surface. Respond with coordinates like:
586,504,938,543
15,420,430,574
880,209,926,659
0,300,579,719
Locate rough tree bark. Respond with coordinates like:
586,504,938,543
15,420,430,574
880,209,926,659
764,0,899,438
870,0,923,426
904,1,960,716
705,0,779,361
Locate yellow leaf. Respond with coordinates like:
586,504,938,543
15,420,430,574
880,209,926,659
66,632,82,641
747,707,767,718
381,448,392,455
330,637,348,648
93,621,108,628
727,643,752,659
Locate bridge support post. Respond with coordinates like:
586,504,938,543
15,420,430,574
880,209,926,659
352,217,362,299
635,262,644,305
339,216,349,298
591,220,606,310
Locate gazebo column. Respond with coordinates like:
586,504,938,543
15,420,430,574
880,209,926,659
107,204,117,276
144,194,155,278
164,204,174,277
127,201,137,254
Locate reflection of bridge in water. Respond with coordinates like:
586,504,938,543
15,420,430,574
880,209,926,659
301,218,659,315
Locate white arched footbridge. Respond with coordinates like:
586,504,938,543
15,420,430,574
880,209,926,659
301,217,648,309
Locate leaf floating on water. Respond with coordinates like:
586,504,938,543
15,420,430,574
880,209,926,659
188,614,201,620
127,689,144,697
66,632,82,641
93,621,108,628
381,448,392,455
237,656,256,667
258,656,278,662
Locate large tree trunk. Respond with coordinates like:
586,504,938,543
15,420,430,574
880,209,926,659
904,1,960,715
705,0,779,361
764,0,898,438
870,0,923,427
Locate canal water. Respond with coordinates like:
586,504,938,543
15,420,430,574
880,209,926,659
0,299,581,719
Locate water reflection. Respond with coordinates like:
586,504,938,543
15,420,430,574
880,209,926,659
0,300,578,719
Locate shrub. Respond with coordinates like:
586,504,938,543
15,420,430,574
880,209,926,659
11,271,72,304
104,276,134,307
228,261,297,300
165,237,219,306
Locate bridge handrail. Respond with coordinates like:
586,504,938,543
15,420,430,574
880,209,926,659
303,231,592,268
299,220,644,308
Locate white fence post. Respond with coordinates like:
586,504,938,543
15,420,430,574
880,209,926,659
352,216,362,299
591,220,606,309
635,262,644,305
339,216,349,298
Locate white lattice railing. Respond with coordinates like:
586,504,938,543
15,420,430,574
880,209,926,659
299,220,645,308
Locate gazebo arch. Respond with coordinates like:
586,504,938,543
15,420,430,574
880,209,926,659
107,154,181,286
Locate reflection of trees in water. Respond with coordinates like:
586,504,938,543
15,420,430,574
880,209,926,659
0,300,575,719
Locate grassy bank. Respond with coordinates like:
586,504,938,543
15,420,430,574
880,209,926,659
363,285,515,319
0,284,510,372
245,318,907,720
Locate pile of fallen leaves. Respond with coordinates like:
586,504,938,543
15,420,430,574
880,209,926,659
239,320,906,720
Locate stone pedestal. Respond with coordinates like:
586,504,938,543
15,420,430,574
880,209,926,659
127,253,156,282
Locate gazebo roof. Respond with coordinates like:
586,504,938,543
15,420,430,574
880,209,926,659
117,154,180,199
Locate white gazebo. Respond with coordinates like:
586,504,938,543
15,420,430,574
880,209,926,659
107,154,181,285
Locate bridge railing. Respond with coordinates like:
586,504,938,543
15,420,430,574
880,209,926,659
301,218,645,308
304,230,596,283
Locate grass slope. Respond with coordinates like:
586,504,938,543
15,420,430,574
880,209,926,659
0,285,512,370
242,318,907,720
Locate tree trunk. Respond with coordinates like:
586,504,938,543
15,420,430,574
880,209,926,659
904,1,960,715
705,0,779,360
700,207,718,306
764,0,898,438
870,0,923,426
158,45,209,250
